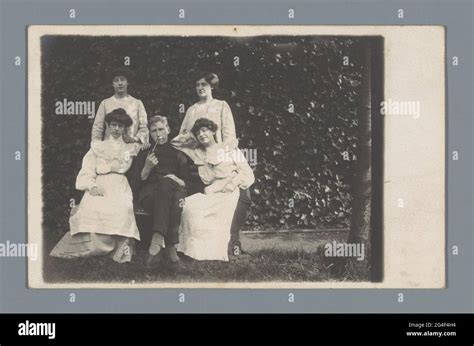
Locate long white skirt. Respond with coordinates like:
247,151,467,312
49,232,135,263
50,173,140,263
69,174,140,239
177,190,239,261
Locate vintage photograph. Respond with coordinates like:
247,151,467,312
28,26,445,288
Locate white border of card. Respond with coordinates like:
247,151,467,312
28,25,445,289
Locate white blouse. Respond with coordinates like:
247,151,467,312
91,95,149,144
190,144,255,193
179,99,236,145
76,137,141,191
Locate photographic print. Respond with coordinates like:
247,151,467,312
28,26,445,288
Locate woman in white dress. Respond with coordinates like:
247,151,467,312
92,68,149,148
177,118,255,261
172,72,237,150
172,72,252,256
50,108,141,263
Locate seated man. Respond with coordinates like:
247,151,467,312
130,115,190,267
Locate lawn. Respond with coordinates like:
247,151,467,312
42,230,368,284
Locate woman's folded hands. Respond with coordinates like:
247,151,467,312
89,186,105,196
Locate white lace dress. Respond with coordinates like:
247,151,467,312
177,145,254,261
50,137,141,263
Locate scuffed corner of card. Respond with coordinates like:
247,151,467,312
27,25,43,43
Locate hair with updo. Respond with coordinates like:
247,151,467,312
104,108,133,127
196,72,219,90
191,118,218,138
108,67,134,84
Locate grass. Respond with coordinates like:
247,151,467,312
42,221,368,284
43,246,369,284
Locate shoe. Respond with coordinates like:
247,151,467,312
163,246,180,263
144,233,165,268
144,248,162,268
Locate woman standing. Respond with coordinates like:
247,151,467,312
92,68,149,148
172,72,236,149
50,108,141,263
177,118,254,261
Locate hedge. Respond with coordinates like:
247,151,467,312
41,35,364,235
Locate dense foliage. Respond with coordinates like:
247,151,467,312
41,35,364,234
